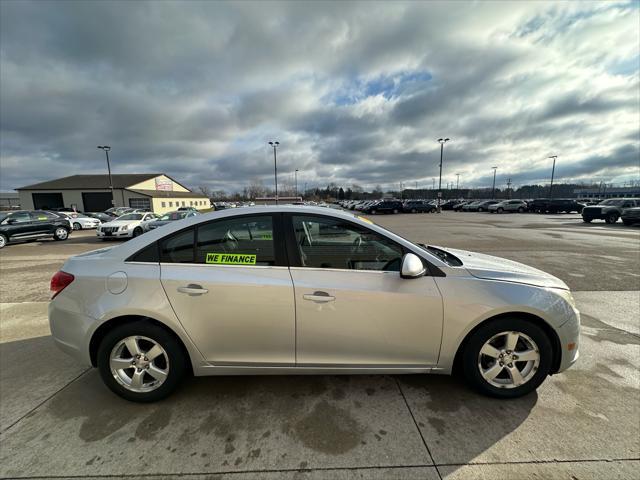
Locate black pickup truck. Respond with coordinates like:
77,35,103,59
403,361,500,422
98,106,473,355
581,198,639,224
528,198,584,214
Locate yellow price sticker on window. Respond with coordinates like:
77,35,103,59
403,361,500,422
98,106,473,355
261,233,273,240
205,253,257,265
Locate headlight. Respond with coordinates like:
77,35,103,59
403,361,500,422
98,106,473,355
121,225,128,231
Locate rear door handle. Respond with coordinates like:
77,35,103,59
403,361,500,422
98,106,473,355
303,291,335,303
177,284,209,296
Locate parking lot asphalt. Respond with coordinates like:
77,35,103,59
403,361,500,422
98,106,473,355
0,211,638,479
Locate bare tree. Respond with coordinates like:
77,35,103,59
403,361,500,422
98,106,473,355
246,178,267,199
197,185,212,198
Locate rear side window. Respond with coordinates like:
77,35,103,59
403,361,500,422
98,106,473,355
160,228,195,263
195,216,275,266
129,243,159,263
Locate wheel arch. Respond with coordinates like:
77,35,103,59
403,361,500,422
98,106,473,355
451,311,562,376
89,314,194,374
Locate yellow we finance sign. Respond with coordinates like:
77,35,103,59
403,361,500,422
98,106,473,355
205,253,257,265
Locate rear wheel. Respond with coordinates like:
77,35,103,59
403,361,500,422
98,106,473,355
497,207,504,214
97,321,187,402
582,218,592,223
0,234,7,249
517,207,524,213
73,222,82,230
478,207,484,212
370,209,376,215
411,208,417,213
53,227,69,241
462,317,552,398
393,209,399,214
605,213,619,224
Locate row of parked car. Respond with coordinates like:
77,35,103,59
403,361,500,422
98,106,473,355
336,197,640,226
0,206,203,249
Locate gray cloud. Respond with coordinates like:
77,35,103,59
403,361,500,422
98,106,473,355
1,0,638,193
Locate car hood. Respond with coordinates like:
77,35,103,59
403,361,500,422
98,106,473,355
100,220,139,227
434,246,569,290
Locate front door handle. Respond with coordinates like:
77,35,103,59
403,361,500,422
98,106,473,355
177,284,209,296
303,291,335,303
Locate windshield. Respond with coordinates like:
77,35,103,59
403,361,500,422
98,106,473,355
159,211,187,221
117,214,143,221
0,213,7,222
599,199,624,206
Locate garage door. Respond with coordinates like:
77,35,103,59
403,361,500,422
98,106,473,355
32,192,63,210
82,192,113,212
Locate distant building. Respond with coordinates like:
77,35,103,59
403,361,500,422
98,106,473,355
16,174,210,214
574,186,640,200
0,192,20,210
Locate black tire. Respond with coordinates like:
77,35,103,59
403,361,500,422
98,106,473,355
53,227,69,241
582,218,592,223
517,207,524,213
0,233,7,249
411,208,416,214
497,207,504,214
97,320,187,402
462,317,552,399
622,220,633,226
370,209,376,215
393,209,399,214
73,222,82,230
133,227,143,237
478,207,484,212
605,213,618,224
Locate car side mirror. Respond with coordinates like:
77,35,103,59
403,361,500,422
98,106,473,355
401,253,426,279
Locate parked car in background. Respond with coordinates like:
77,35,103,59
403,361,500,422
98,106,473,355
545,199,585,214
362,200,403,214
453,201,470,211
106,207,133,216
0,210,71,249
86,212,115,223
177,206,198,212
143,210,200,232
402,200,436,213
489,200,528,214
527,199,549,213
581,198,639,224
621,207,640,226
465,200,499,212
440,200,461,210
57,212,101,230
97,212,159,239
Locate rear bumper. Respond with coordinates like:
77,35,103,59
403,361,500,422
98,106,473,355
48,301,93,366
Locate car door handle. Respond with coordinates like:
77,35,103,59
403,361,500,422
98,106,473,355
177,284,209,296
303,291,335,303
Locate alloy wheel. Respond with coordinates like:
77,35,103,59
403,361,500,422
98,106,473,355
477,331,540,389
55,227,68,239
109,335,169,393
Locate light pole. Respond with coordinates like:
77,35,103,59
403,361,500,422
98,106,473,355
303,182,307,199
294,169,299,197
548,155,557,199
268,141,279,204
437,138,450,212
455,173,460,192
491,166,498,199
97,146,115,207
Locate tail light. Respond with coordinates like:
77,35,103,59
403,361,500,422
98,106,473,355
50,271,74,299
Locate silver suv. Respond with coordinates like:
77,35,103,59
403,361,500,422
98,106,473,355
488,200,528,213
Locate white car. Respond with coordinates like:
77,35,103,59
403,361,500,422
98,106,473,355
488,200,528,214
51,206,579,402
58,212,101,230
97,212,159,239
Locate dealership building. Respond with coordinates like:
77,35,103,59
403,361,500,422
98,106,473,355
17,173,210,214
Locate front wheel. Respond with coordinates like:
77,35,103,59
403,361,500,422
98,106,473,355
497,208,504,214
73,222,82,230
462,318,552,398
97,321,187,402
132,227,143,237
53,227,69,241
393,209,399,214
517,207,524,213
478,207,484,212
0,234,7,249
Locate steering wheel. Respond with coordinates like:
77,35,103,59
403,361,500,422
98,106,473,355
351,235,365,254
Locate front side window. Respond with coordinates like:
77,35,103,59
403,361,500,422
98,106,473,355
196,216,275,266
291,215,403,271
4,212,31,223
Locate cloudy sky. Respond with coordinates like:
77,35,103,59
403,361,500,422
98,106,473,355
1,0,638,193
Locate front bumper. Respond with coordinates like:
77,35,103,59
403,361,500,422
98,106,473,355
96,229,131,238
554,305,581,373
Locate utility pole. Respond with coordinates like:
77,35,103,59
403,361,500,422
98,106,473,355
437,138,450,212
491,166,498,199
507,178,513,199
97,146,115,207
548,155,557,200
268,141,279,204
455,173,460,191
295,169,299,197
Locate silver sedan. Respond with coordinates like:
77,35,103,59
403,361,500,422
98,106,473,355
49,206,580,402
